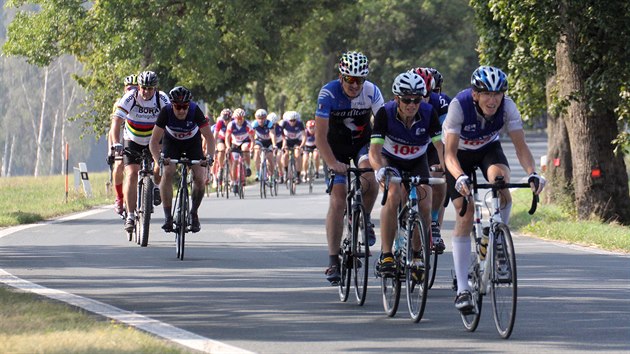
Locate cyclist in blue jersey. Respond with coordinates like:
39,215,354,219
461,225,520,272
369,72,443,279
411,67,451,254
281,111,306,183
315,51,384,284
252,108,277,182
150,86,215,233
444,66,545,313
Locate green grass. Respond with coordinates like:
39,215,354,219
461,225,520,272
0,286,194,353
510,188,630,253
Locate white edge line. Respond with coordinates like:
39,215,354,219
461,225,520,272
0,269,255,354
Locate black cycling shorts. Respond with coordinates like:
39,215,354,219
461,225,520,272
161,132,204,160
123,140,150,166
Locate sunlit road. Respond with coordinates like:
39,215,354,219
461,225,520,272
1,132,629,353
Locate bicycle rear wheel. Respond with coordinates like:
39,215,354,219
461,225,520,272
287,158,296,195
491,223,517,339
338,238,352,302
405,219,430,322
428,249,438,289
352,204,369,306
138,177,153,247
461,228,483,331
176,185,188,260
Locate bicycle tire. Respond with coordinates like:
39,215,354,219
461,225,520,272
138,177,153,247
259,157,266,199
405,219,429,322
287,157,295,195
176,182,188,260
428,249,438,289
461,226,483,331
272,169,278,196
224,158,230,199
338,212,352,302
491,223,517,339
352,204,369,306
308,156,315,194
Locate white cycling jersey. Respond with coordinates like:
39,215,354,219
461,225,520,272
113,90,170,145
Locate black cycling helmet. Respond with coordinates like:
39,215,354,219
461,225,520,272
138,71,159,87
169,86,192,103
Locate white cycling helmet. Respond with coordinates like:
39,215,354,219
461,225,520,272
392,72,427,97
338,51,369,77
268,112,279,124
255,108,268,118
283,111,300,121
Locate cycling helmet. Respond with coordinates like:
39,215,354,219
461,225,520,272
338,51,369,77
392,72,427,97
168,86,192,103
306,120,315,129
220,108,232,120
427,67,443,89
124,74,138,86
471,65,508,92
232,108,246,119
410,67,435,94
283,111,300,121
255,109,268,118
268,112,279,124
138,71,159,87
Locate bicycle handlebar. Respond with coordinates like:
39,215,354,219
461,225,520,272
459,181,539,217
325,167,373,195
381,175,446,206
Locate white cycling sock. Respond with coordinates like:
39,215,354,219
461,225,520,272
452,236,471,294
500,201,512,225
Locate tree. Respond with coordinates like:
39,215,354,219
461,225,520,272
470,0,630,223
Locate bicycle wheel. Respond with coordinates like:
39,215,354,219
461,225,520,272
381,251,402,316
308,157,315,194
272,169,278,196
491,223,517,339
176,185,188,260
224,159,230,199
405,219,430,322
138,177,153,247
461,228,483,331
259,159,266,199
352,204,369,306
287,159,295,195
428,248,439,289
338,241,352,303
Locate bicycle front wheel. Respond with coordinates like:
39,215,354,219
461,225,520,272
138,177,153,247
491,223,517,339
428,247,439,289
259,160,266,199
338,239,352,303
308,158,315,194
405,219,430,322
352,204,369,306
461,227,483,331
176,186,188,260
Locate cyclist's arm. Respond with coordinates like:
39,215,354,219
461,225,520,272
150,126,164,164
444,132,464,178
508,129,536,175
369,107,388,172
109,116,124,146
200,124,215,157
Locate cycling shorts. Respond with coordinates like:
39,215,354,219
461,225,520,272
161,132,204,160
286,139,301,149
384,154,430,179
123,140,150,166
255,140,273,149
331,143,370,185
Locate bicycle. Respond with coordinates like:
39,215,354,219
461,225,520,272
123,147,155,247
258,146,275,199
379,172,445,322
284,147,299,196
230,147,246,199
164,153,203,260
326,166,372,306
453,166,538,338
216,151,230,199
305,147,317,194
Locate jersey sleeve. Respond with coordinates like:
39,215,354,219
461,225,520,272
370,84,385,115
442,98,465,136
193,106,209,128
315,85,333,119
428,109,442,142
155,108,169,128
503,97,523,132
370,106,388,144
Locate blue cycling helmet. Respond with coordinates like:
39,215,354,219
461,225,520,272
471,66,508,92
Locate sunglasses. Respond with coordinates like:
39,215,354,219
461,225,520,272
342,75,366,85
400,97,422,104
173,103,190,111
140,85,156,90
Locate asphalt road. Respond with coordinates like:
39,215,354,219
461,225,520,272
1,133,629,353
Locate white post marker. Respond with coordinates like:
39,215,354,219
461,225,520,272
78,162,92,198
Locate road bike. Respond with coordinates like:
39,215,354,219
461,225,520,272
258,146,275,198
216,151,230,199
454,167,538,338
123,147,155,247
285,147,299,196
304,147,317,194
165,153,203,260
326,166,372,306
230,147,246,199
379,173,445,322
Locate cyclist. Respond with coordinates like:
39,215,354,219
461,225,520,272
213,108,232,188
109,70,170,232
269,112,285,183
444,65,545,313
302,119,320,180
281,111,306,184
315,51,383,284
150,86,214,233
225,108,255,194
251,108,277,182
369,72,443,279
107,74,138,216
410,67,450,254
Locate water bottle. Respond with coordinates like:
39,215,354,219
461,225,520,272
393,229,405,253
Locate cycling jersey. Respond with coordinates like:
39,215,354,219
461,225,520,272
113,90,170,145
214,119,230,140
281,120,305,141
371,100,441,161
154,102,209,140
315,79,384,146
226,120,253,146
305,128,316,147
442,88,522,151
251,119,274,142
427,92,451,124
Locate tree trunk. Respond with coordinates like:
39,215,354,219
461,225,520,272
253,81,268,111
49,110,59,175
556,21,630,224
544,74,573,206
7,135,15,177
2,131,8,177
34,66,49,177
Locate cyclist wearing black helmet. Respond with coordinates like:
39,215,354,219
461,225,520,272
444,65,545,313
110,70,170,232
150,86,215,233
